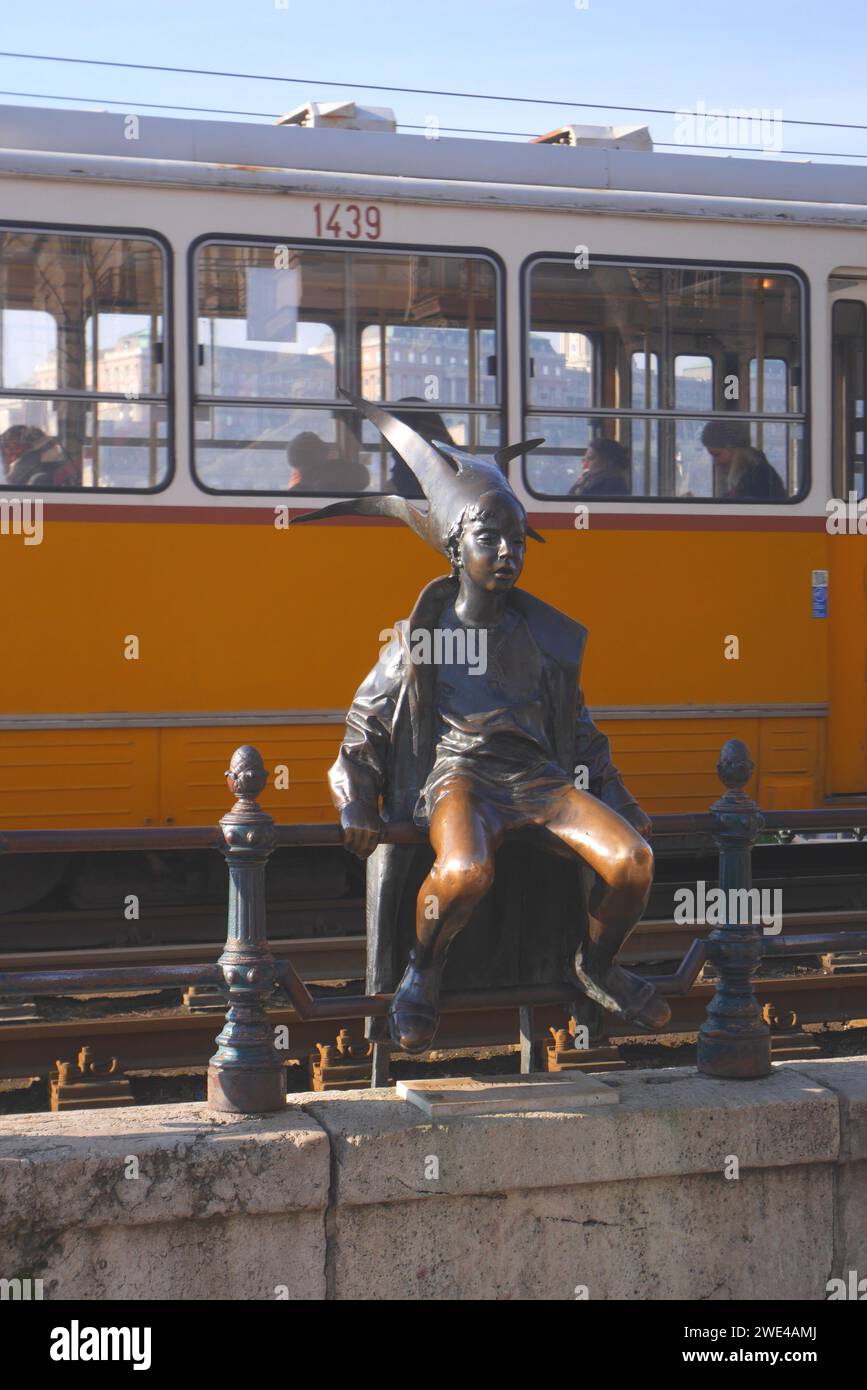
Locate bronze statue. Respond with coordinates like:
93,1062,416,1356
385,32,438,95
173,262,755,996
295,393,670,1053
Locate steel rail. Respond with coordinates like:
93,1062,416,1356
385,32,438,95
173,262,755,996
2,971,866,1081
0,934,365,977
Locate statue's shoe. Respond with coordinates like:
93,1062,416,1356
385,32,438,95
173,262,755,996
574,948,671,1031
388,950,442,1054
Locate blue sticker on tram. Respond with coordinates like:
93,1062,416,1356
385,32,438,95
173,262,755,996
811,570,828,619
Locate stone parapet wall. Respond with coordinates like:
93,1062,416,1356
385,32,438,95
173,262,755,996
0,1057,864,1301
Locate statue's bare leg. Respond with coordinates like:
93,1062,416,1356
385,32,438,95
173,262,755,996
542,787,670,1028
388,778,500,1053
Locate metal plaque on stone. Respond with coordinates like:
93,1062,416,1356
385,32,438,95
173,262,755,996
396,1071,618,1118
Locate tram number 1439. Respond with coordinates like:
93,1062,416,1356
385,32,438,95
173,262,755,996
313,202,382,240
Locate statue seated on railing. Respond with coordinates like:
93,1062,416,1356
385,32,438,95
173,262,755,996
294,395,670,1055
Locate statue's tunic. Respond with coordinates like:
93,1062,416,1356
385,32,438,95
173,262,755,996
415,598,574,827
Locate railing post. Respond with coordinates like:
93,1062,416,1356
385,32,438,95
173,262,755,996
697,739,771,1079
207,746,286,1114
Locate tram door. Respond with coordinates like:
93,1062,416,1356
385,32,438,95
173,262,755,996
828,281,867,795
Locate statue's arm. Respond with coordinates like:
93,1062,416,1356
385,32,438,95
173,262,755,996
574,692,652,839
328,632,404,854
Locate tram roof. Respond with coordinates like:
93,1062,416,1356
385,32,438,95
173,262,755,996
1,101,866,214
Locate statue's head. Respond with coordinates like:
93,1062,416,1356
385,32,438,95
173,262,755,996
445,489,526,591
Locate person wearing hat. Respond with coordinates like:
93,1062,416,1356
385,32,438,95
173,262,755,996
294,394,667,1053
287,430,369,493
701,420,786,500
0,425,79,488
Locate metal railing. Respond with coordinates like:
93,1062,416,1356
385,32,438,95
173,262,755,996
0,738,864,1111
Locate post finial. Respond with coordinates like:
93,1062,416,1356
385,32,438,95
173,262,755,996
717,738,753,792
225,745,268,805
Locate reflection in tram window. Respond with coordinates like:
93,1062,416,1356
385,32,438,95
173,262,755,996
0,230,169,490
193,242,501,494
675,354,713,411
524,259,805,501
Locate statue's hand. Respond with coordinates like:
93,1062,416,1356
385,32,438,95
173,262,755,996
625,804,653,842
340,801,383,859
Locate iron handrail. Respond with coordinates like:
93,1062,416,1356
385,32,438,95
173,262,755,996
0,806,863,855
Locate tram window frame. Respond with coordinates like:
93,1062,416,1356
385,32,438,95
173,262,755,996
831,299,866,501
189,235,506,497
0,222,173,495
521,253,809,505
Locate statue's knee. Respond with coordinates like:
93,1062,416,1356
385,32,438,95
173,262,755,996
613,842,653,896
434,854,494,906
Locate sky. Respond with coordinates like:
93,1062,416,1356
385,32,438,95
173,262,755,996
1,0,867,163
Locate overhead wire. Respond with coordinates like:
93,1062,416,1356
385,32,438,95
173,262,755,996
0,49,866,134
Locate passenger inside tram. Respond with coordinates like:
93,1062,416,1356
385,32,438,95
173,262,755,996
720,445,787,501
701,420,785,501
569,438,631,496
0,425,79,488
287,430,369,493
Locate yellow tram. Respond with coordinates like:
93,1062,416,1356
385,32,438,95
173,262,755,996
0,101,864,905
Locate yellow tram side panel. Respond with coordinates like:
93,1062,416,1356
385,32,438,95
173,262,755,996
0,716,825,830
0,728,160,828
0,517,835,826
157,725,336,825
528,529,828,706
600,716,824,813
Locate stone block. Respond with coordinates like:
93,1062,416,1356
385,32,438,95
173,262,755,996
779,1057,867,1162
322,1164,833,1301
0,1101,329,1300
294,1064,839,1210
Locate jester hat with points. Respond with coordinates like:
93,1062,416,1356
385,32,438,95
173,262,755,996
291,389,545,556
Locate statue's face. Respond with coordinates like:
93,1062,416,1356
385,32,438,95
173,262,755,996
458,494,526,591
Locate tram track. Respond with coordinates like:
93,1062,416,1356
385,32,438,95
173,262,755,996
1,970,867,1081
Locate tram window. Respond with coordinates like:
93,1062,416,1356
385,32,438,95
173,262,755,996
356,252,497,408
832,300,866,499
675,355,713,410
524,415,802,500
360,325,497,407
196,244,338,401
0,229,169,490
750,357,788,413
529,332,594,409
193,242,501,493
524,258,805,502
